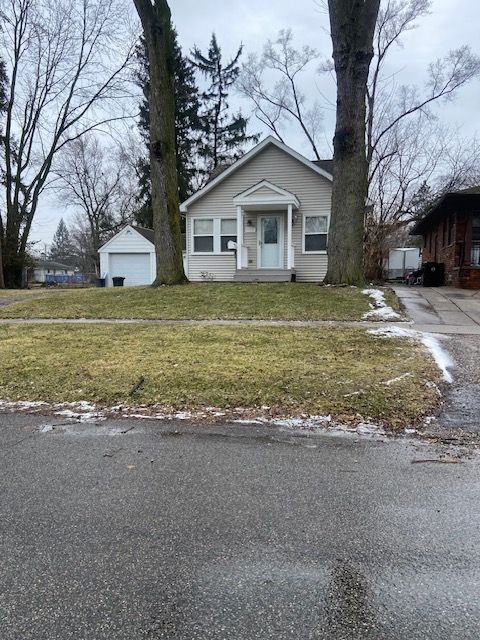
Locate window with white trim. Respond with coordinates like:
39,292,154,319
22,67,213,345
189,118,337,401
192,218,237,254
220,219,237,252
303,215,328,252
193,219,214,253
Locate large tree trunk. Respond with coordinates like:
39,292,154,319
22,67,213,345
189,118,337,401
133,0,187,285
2,221,24,288
325,0,380,286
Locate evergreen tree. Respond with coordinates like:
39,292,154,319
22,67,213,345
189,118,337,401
191,34,259,179
410,182,435,221
135,29,201,229
49,219,75,265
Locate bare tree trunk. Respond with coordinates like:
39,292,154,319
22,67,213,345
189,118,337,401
325,0,380,285
133,0,187,285
0,232,4,289
3,213,23,288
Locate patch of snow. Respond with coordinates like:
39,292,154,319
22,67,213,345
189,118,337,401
362,288,401,320
369,326,454,384
38,424,54,433
370,326,414,338
355,422,386,436
420,333,454,384
383,372,413,386
271,415,334,430
0,400,48,412
404,428,417,434
423,415,437,425
54,409,106,423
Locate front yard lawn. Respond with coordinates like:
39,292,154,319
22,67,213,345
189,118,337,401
0,283,401,321
0,324,438,428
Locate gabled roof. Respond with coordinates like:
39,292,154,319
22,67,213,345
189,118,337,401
312,159,333,175
98,225,155,252
233,180,300,208
35,259,73,270
180,136,333,212
132,226,154,243
98,224,187,252
410,186,480,235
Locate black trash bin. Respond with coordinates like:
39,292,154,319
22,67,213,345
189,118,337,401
95,278,106,288
112,276,125,287
422,262,445,287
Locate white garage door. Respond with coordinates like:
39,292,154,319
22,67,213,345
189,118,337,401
109,253,152,287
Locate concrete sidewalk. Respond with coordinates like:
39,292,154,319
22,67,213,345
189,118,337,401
392,285,480,334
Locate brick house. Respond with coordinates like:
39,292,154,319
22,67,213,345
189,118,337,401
411,186,480,289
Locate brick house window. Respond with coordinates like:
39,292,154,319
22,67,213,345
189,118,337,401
447,215,454,245
443,219,447,247
471,215,480,265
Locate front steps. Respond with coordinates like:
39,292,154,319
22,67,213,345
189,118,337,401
233,269,295,282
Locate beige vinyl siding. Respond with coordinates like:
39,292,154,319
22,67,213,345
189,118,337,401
186,144,331,282
186,218,237,281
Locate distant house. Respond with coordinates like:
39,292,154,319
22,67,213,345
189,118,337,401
98,226,186,287
31,260,75,283
411,186,480,288
180,136,333,282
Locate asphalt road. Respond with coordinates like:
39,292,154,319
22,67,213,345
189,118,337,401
1,413,480,639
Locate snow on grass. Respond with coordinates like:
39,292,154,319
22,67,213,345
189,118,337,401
383,372,414,386
362,288,401,320
369,326,454,383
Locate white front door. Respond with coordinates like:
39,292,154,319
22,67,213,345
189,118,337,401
258,215,283,268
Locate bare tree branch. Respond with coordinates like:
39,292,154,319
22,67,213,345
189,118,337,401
0,0,138,287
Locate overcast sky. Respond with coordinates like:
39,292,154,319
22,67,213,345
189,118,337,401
30,0,480,247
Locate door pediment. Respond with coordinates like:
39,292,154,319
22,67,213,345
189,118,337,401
233,180,299,209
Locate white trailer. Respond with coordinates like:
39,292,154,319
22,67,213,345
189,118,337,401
386,248,421,280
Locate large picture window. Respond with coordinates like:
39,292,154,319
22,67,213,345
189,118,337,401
192,218,237,254
303,215,328,252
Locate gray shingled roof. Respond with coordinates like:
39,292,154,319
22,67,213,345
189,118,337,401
34,259,73,270
131,226,186,251
312,159,333,176
132,226,154,243
410,186,480,235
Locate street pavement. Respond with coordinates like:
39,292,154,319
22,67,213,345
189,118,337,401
1,412,480,639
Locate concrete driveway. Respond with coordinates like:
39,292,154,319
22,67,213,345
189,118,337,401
392,286,480,435
393,285,480,334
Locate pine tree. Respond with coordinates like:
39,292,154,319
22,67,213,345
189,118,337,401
191,34,259,180
49,219,75,266
135,29,201,229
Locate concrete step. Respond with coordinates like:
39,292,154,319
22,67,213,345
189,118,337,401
233,269,294,282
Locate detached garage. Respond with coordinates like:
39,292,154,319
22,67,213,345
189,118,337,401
98,226,156,287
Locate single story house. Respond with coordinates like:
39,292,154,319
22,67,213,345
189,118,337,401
99,137,333,286
411,186,480,288
181,136,333,282
98,226,186,287
31,259,75,283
